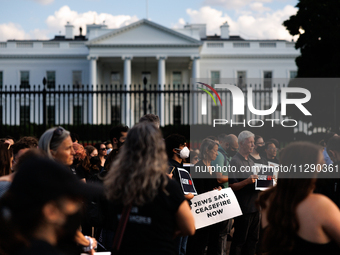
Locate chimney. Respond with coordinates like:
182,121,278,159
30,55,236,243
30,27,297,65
220,21,230,39
65,22,74,39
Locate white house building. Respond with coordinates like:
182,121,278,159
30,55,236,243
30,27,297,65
0,19,299,128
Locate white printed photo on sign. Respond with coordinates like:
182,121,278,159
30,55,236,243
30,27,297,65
178,168,197,195
191,188,242,229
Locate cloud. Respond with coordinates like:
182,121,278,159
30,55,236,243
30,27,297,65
203,0,272,10
0,23,49,41
0,5,139,41
30,0,54,5
45,5,139,37
172,18,186,29
249,2,271,12
186,6,230,35
173,5,297,40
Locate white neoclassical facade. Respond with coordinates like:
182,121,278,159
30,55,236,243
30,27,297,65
0,19,299,127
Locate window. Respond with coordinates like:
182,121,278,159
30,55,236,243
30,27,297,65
237,71,247,88
172,72,182,85
233,42,250,48
263,71,272,89
207,43,223,48
47,105,55,126
20,105,30,125
173,105,181,125
0,71,2,89
46,71,56,89
72,71,82,88
111,105,121,124
211,71,220,87
141,72,151,85
290,71,297,79
73,106,82,125
20,71,29,89
111,72,120,84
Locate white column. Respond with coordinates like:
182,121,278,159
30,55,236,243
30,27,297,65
88,55,98,124
122,56,133,127
191,55,200,124
157,55,166,126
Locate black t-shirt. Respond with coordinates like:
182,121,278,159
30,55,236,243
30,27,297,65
192,160,219,195
229,152,259,214
249,154,268,165
105,179,185,255
15,240,61,255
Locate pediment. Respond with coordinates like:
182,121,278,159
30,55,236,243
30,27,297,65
87,19,201,46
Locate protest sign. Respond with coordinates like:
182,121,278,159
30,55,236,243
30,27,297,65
191,188,242,229
178,167,197,195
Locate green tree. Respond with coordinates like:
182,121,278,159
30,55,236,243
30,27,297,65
284,0,340,77
283,0,340,131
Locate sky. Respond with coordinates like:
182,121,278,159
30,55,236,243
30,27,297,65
0,0,299,42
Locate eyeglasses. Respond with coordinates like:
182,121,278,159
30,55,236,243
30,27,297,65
99,148,107,151
51,127,64,143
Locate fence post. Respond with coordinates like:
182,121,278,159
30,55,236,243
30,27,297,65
143,78,147,116
42,77,47,131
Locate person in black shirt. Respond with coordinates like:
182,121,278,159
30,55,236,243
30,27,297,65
165,134,194,255
0,152,102,255
103,123,195,255
187,138,221,255
229,131,259,255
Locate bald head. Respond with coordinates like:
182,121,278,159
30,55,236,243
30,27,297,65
219,134,238,156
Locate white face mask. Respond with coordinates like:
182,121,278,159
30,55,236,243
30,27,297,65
107,148,112,155
176,146,190,159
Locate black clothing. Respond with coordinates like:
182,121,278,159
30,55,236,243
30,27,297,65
16,240,61,255
229,153,259,214
288,236,340,255
229,212,260,255
249,154,268,165
187,160,220,255
191,160,219,195
104,179,185,255
266,157,279,164
168,158,183,186
229,153,260,255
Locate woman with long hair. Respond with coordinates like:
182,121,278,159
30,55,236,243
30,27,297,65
103,122,195,254
258,141,340,255
38,126,97,253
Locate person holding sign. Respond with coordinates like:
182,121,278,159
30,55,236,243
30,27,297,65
104,123,195,255
258,142,340,255
165,134,195,255
229,131,259,255
187,138,222,255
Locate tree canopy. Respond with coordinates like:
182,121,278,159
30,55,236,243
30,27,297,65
283,0,340,131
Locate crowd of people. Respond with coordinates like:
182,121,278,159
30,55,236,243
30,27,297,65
1,117,340,255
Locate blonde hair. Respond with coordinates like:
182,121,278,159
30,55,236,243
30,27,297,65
104,122,168,206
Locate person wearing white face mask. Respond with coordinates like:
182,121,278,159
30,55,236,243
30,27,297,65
165,134,195,255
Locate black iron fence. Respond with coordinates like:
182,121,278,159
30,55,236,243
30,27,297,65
0,83,338,143
0,84,191,142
